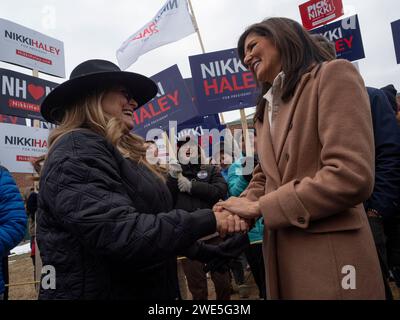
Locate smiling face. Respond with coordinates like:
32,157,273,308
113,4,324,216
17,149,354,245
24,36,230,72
243,32,282,84
101,86,138,130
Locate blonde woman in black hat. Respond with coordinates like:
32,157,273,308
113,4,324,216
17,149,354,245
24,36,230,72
36,60,249,300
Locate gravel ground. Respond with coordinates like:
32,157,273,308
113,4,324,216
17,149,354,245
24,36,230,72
6,253,399,300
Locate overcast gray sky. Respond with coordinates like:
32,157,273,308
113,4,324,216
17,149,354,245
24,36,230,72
1,0,399,122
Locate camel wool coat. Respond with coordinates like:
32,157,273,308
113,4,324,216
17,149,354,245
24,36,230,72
243,59,385,300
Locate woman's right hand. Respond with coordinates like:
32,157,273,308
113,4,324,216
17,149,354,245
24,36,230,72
214,209,250,238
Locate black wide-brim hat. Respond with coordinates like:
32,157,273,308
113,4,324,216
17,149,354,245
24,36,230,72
41,59,158,124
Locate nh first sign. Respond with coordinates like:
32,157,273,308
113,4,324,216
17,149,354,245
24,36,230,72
0,68,58,120
0,18,65,78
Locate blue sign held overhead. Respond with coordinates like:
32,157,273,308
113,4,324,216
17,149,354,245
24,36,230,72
391,19,400,64
178,114,222,139
132,65,199,138
311,14,365,62
177,114,225,157
189,48,260,116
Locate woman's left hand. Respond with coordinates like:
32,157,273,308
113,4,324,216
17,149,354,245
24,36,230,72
218,197,261,219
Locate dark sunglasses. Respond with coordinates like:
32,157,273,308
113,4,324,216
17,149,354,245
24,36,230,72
119,89,135,102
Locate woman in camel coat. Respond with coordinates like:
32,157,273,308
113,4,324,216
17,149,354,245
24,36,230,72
218,17,385,299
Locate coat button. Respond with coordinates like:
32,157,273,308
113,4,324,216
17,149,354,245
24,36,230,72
285,153,290,161
297,217,306,224
288,123,293,130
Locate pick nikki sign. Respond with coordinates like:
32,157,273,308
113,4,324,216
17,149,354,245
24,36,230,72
310,14,365,62
299,0,344,30
0,68,58,120
132,65,199,138
189,48,259,116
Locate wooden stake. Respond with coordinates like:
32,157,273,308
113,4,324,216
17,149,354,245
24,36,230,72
240,109,252,156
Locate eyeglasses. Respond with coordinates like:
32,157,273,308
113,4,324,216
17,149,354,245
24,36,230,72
119,89,134,102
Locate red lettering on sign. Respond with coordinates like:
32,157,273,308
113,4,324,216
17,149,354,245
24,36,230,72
8,99,40,112
203,74,257,96
335,36,353,52
158,96,170,112
16,50,53,65
132,90,180,126
16,155,38,162
0,115,18,124
343,36,353,49
168,91,179,106
336,39,346,52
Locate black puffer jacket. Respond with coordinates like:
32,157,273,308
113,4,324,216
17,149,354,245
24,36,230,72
167,163,228,212
37,130,216,300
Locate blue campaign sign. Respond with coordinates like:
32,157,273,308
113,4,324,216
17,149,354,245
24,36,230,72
391,19,400,64
132,65,199,138
184,78,195,100
311,14,365,62
189,48,259,116
177,114,222,139
177,114,225,156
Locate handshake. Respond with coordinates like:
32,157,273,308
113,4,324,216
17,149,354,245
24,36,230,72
213,197,262,238
168,160,262,236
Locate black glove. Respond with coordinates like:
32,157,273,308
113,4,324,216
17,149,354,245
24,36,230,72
184,233,250,265
183,240,226,263
203,233,250,273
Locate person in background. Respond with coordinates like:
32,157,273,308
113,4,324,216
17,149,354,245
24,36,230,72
313,34,400,297
145,140,160,165
0,165,27,300
381,85,399,115
212,141,248,297
24,187,37,268
379,85,400,290
240,131,266,299
167,137,232,300
397,94,400,125
213,138,266,299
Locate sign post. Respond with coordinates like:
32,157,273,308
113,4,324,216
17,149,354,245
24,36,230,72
32,69,40,128
239,109,251,157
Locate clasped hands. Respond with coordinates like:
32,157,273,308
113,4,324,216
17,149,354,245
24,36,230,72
213,197,262,238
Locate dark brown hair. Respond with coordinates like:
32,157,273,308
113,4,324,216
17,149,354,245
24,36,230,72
310,34,336,60
237,17,334,123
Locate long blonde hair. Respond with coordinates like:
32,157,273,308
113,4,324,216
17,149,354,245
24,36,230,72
46,91,166,181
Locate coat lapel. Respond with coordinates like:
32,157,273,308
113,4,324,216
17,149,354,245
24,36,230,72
256,105,282,186
273,71,313,164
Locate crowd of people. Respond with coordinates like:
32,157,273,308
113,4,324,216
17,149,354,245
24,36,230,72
1,16,400,300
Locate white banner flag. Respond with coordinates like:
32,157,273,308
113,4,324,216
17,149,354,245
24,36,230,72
116,0,195,70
